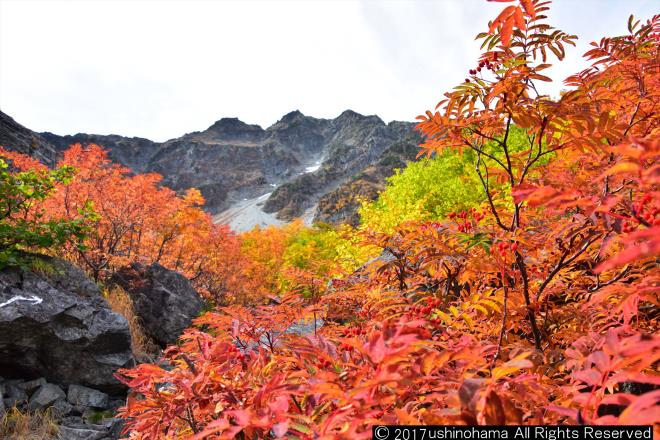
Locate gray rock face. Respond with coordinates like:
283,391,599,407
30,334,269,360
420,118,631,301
111,262,204,347
0,110,59,165
28,383,66,411
314,137,421,225
0,256,134,394
262,112,421,221
67,385,110,409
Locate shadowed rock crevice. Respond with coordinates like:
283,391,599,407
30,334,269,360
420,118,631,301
110,262,204,348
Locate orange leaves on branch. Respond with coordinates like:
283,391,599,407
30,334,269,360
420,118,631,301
552,331,660,427
487,0,537,45
489,5,519,46
0,147,48,172
109,1,660,437
596,227,660,273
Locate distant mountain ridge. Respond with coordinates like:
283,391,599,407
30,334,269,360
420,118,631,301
0,109,422,230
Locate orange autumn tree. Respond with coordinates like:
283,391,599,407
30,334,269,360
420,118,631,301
116,2,659,438
0,143,244,302
235,221,360,306
53,144,245,301
237,222,301,304
50,144,183,279
413,0,659,423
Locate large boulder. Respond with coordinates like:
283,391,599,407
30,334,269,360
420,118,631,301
28,383,66,411
67,384,110,409
3,380,29,407
111,262,204,347
0,256,133,395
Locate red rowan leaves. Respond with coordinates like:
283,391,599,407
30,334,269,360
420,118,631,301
100,1,660,437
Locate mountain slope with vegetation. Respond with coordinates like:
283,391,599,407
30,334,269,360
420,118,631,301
1,109,421,230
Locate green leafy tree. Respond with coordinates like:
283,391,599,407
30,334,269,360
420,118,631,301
359,149,483,232
282,223,372,278
0,158,92,268
359,125,540,232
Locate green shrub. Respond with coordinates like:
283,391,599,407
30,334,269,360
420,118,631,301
0,158,93,268
359,125,545,232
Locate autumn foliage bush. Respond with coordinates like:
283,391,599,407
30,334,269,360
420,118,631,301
112,1,659,438
0,144,246,303
0,0,657,438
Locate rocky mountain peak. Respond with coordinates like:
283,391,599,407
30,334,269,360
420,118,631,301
206,117,264,134
182,117,266,145
0,110,59,165
334,109,384,127
279,110,305,124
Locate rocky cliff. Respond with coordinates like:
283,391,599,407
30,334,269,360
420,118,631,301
1,109,422,230
0,111,60,166
314,138,420,226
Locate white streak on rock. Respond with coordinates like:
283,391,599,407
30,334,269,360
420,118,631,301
0,295,43,308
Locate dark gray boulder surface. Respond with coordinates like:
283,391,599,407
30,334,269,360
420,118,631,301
17,377,47,393
3,380,29,407
111,262,204,347
0,256,134,395
28,383,66,411
67,385,110,410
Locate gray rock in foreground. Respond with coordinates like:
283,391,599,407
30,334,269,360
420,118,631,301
58,416,124,440
17,377,47,393
0,256,134,394
57,422,110,440
28,383,66,411
67,385,110,409
111,262,204,347
1,376,126,440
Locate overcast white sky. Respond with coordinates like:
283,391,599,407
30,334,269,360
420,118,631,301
0,0,656,142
